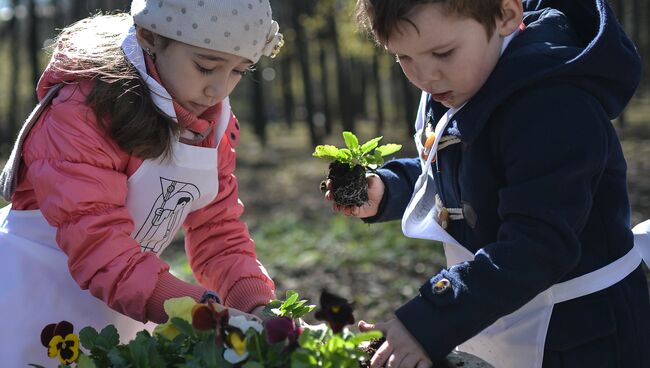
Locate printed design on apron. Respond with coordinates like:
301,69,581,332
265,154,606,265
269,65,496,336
134,177,200,253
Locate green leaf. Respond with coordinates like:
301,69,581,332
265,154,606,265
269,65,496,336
194,338,227,368
280,291,299,314
375,144,402,157
347,330,383,345
171,317,196,339
242,361,264,368
96,325,120,351
76,354,97,368
79,326,100,350
127,331,166,368
312,145,340,160
262,300,283,317
360,136,382,155
337,148,353,162
342,132,359,150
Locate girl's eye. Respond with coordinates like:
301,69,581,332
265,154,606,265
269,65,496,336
235,65,256,76
433,49,454,58
195,63,214,75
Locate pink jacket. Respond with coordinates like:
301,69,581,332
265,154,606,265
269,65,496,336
12,67,275,322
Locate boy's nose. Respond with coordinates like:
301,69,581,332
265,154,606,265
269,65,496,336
414,61,441,84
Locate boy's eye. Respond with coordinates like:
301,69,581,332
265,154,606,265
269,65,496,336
433,49,454,58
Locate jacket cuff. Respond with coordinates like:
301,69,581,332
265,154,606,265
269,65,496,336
395,270,468,361
224,277,276,313
362,168,407,223
145,271,205,324
395,295,457,361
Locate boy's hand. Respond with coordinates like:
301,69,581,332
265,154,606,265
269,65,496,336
325,174,385,218
359,319,432,368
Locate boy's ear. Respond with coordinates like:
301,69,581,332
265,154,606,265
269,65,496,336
497,0,524,37
135,26,157,51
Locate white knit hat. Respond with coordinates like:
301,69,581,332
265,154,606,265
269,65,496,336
131,0,283,63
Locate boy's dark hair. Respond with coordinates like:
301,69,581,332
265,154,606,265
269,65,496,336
51,13,179,160
356,0,504,45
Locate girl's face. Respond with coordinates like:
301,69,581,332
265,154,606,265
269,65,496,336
153,38,253,115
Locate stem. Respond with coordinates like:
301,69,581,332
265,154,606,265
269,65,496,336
254,334,265,365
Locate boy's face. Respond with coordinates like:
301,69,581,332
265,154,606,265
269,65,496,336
386,2,519,109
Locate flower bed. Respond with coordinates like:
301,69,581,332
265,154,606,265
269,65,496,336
31,290,381,368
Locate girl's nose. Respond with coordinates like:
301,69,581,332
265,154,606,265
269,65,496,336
204,74,229,102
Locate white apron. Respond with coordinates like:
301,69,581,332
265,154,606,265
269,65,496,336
0,27,231,366
401,93,650,368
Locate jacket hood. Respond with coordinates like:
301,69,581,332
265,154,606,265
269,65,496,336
439,0,641,144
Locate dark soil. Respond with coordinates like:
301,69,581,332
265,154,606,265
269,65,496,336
326,162,368,207
358,338,464,368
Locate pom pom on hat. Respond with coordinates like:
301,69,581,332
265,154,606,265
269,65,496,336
131,0,283,63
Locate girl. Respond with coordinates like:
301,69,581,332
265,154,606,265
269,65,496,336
0,0,284,365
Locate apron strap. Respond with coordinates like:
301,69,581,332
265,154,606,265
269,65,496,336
550,222,649,304
0,83,64,201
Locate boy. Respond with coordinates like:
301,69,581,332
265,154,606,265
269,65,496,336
329,0,650,367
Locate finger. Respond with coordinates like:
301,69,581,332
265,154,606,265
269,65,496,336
325,190,333,201
358,320,375,332
326,179,332,189
399,354,420,368
344,206,360,217
370,341,392,368
387,353,405,368
415,360,432,368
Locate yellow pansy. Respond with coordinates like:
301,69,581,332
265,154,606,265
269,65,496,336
153,296,197,340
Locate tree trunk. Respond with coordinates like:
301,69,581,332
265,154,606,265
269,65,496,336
8,0,21,138
279,54,295,129
251,67,267,146
372,49,385,136
329,15,355,133
293,4,319,145
28,0,40,104
318,38,332,136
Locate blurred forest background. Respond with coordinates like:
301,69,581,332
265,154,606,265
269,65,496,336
0,0,649,323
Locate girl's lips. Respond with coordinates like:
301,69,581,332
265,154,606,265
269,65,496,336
190,102,209,113
431,91,451,102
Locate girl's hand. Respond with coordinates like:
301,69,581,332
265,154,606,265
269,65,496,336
359,319,432,368
325,174,385,218
249,305,268,321
227,306,263,324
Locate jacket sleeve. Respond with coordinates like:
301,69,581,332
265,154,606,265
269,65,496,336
183,113,275,313
362,158,422,223
395,85,609,360
21,83,169,322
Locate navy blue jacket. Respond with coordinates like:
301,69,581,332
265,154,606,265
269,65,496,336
367,1,650,366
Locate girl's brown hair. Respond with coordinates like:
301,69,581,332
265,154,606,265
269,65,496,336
49,13,179,159
356,0,504,45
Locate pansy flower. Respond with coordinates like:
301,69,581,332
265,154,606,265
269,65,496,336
314,289,355,334
223,315,263,364
40,321,80,365
153,296,197,340
264,316,303,351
